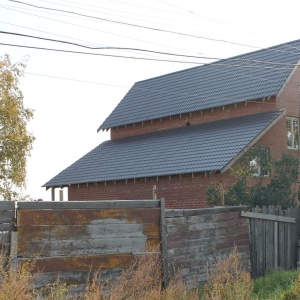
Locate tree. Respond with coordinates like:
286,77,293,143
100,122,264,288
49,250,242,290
0,54,34,200
206,146,299,209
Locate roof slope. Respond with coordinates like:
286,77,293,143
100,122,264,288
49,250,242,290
99,39,300,130
44,110,284,187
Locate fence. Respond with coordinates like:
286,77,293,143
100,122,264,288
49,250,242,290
0,200,250,291
17,200,161,292
0,201,16,259
165,206,250,288
241,206,300,277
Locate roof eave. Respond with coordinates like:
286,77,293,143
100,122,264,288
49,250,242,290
220,109,286,174
277,58,300,98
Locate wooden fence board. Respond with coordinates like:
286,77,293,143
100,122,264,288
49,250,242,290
34,269,123,289
265,206,273,270
0,223,14,231
167,218,247,233
18,237,161,257
20,253,137,272
17,200,160,210
15,201,163,292
278,206,285,269
0,201,15,210
243,206,300,277
0,210,15,223
18,208,160,226
165,206,250,289
18,223,160,241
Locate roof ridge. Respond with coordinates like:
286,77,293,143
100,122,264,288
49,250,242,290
135,39,300,85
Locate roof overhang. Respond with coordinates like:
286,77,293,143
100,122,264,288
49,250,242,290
220,109,286,174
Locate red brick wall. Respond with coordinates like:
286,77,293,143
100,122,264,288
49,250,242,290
111,97,277,140
69,172,236,209
277,65,300,117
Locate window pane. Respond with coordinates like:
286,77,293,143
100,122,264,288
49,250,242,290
287,119,292,147
293,119,299,148
250,158,259,176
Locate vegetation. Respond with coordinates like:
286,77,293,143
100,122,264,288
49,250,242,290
0,248,299,299
0,54,34,200
253,269,300,300
206,146,299,208
200,247,253,300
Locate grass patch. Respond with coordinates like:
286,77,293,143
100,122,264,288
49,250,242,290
253,269,300,300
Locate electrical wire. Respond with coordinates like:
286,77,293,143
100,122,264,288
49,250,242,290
6,1,300,57
8,0,261,50
0,30,217,60
2,31,300,69
2,39,300,71
0,4,204,55
0,21,106,47
0,42,205,64
25,71,130,88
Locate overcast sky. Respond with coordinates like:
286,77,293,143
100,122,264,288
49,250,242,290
0,0,299,201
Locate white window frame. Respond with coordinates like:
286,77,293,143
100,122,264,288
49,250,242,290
250,157,269,177
287,117,299,149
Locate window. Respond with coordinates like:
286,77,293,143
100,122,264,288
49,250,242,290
249,148,270,177
287,118,299,149
250,158,269,177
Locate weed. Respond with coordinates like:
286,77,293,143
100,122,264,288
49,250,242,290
200,247,253,300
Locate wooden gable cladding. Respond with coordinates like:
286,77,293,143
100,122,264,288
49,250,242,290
16,200,161,282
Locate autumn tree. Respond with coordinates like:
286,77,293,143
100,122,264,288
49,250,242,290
0,54,34,200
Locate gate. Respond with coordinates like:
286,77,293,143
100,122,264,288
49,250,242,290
241,206,300,277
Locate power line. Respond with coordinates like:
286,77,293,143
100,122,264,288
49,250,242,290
0,30,217,60
40,0,264,43
42,0,193,17
0,5,202,55
2,30,300,69
0,21,106,47
8,0,261,50
25,71,130,87
8,1,300,57
24,70,300,102
0,42,204,64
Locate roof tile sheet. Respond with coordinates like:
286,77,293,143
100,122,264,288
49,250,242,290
44,110,284,187
99,39,300,130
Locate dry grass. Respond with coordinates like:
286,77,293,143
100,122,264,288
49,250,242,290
0,247,254,299
83,251,198,300
200,247,253,300
0,258,35,300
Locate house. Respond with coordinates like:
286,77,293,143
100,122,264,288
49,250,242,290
43,39,300,208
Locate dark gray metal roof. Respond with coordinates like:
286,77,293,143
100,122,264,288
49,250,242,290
44,110,284,187
99,39,300,131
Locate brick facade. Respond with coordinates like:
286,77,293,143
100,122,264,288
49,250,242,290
68,65,300,208
68,172,236,209
111,97,277,140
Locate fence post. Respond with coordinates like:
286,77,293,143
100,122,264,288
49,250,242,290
160,198,168,288
274,221,278,269
10,231,18,269
298,240,300,269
